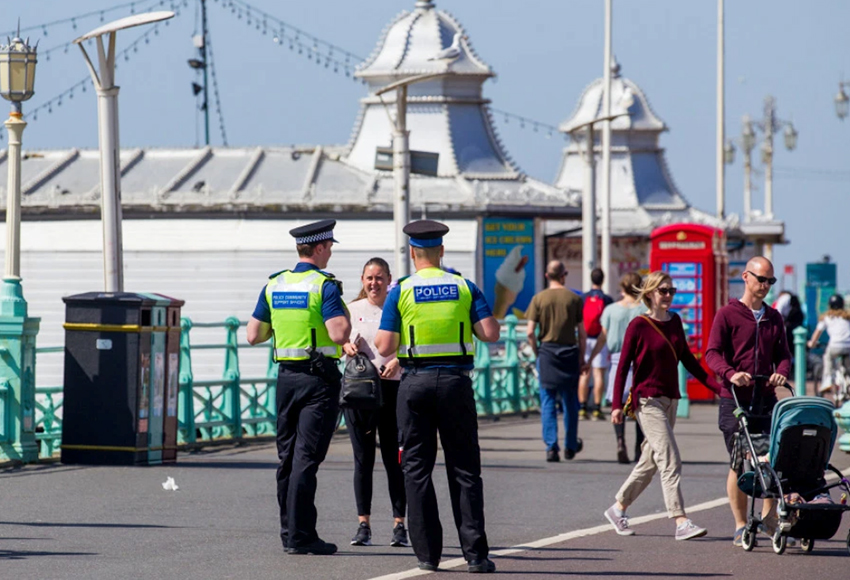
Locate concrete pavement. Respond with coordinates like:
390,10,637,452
1,402,849,579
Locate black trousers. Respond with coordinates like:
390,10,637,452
275,365,340,548
397,368,488,565
344,379,406,518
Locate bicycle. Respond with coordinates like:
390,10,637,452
821,353,850,408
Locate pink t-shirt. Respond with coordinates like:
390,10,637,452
347,298,401,380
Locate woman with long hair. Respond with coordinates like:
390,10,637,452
588,271,645,463
807,294,850,397
343,257,408,548
603,271,721,540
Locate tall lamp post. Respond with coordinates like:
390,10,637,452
0,28,39,463
74,11,174,292
725,97,797,262
568,112,629,291
374,72,449,279
723,115,756,222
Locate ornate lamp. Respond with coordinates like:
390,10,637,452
783,123,798,151
0,32,37,112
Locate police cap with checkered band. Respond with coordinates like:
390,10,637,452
289,219,339,244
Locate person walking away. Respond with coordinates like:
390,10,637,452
525,261,589,462
604,271,721,540
376,220,501,574
807,294,850,397
343,257,409,548
588,272,645,464
705,256,792,547
247,219,351,556
578,268,614,420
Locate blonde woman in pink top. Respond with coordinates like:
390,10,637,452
342,257,408,549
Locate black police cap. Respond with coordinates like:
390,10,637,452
289,219,339,244
403,220,450,248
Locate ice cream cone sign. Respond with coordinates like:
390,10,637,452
493,246,528,319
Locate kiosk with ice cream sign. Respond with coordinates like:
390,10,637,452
650,224,728,401
481,217,535,319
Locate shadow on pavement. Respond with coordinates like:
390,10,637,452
0,549,98,560
0,521,178,529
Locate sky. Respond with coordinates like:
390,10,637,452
8,0,850,291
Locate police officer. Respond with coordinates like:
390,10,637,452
247,219,351,556
375,220,501,574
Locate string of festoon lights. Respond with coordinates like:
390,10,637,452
12,0,562,144
215,0,566,140
21,17,181,129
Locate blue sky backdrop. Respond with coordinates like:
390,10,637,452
9,0,850,291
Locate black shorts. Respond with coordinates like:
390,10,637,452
718,395,777,456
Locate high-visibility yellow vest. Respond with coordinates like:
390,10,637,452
265,269,342,361
397,267,474,362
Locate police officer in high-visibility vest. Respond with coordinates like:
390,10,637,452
247,219,351,556
375,220,501,574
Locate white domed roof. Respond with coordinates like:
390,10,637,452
559,61,666,134
355,0,493,80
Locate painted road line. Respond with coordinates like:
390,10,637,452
368,461,850,580
366,496,730,580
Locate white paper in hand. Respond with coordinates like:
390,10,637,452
162,476,179,491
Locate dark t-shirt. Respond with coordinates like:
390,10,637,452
525,287,583,345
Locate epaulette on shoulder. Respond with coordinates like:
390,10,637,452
396,275,411,284
318,270,336,279
268,269,290,279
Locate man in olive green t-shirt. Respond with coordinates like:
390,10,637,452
525,261,587,462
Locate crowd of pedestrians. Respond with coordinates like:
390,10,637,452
247,228,826,569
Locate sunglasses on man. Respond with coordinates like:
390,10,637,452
746,271,777,286
657,287,677,296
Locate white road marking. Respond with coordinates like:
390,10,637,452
366,496,730,580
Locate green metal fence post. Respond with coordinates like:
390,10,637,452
178,317,195,444
504,314,520,413
475,339,493,416
222,316,242,439
793,326,807,397
676,322,690,418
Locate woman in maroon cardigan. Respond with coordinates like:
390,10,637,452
603,271,721,541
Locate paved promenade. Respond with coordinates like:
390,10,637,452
2,402,849,579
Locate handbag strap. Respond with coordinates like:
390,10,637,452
640,315,678,362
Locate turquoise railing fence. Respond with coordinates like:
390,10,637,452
32,314,538,458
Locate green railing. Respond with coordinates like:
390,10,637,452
32,314,538,457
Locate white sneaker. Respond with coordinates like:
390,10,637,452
604,504,635,536
675,519,707,541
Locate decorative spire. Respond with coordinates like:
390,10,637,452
415,0,434,10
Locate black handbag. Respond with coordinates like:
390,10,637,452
340,354,383,410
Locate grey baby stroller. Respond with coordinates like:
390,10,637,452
734,381,850,555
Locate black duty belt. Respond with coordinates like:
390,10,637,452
405,367,472,378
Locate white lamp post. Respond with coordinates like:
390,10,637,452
374,72,450,278
73,11,174,292
0,29,36,299
0,25,39,463
723,115,757,223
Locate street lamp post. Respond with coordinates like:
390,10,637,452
74,11,174,292
0,27,39,463
568,112,629,291
726,97,796,262
374,72,450,278
723,115,756,222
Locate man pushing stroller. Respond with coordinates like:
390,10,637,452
706,257,792,547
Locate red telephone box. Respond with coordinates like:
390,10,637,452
649,224,728,401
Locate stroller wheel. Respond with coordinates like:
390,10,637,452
742,528,756,551
773,532,787,555
800,538,814,553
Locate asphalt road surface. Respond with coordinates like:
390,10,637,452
2,404,848,579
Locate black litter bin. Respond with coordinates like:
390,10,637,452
61,292,167,466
